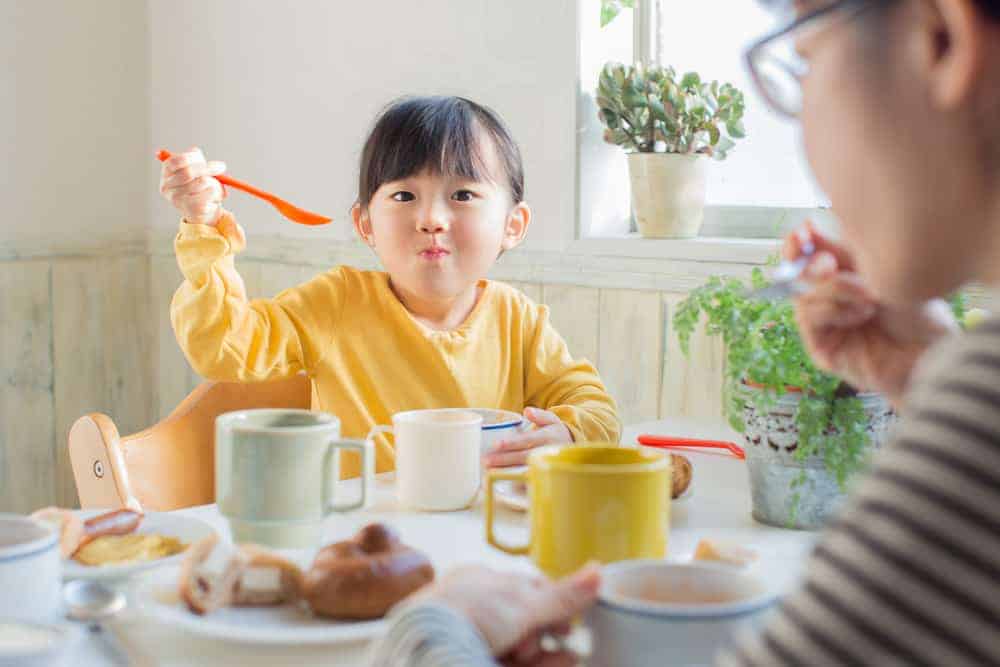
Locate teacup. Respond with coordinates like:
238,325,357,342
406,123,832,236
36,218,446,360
586,560,779,667
215,409,376,548
368,409,483,511
0,515,61,623
485,445,670,577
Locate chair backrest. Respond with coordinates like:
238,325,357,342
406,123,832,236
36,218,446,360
69,375,312,511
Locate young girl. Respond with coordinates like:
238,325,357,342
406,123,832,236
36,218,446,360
160,96,620,477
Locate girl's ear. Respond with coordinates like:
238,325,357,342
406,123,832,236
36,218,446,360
501,202,531,252
352,203,375,247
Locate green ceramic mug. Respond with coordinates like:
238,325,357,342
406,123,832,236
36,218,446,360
215,409,375,548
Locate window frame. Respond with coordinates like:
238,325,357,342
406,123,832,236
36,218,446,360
576,0,830,243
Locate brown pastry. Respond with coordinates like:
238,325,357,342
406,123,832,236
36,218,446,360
232,544,304,607
30,507,84,558
671,454,693,499
304,523,435,620
178,534,246,615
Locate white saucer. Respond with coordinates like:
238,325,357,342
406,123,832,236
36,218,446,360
63,511,215,580
134,568,387,645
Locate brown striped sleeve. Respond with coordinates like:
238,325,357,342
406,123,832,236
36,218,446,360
721,319,1000,667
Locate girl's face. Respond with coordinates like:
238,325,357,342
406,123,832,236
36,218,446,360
353,142,529,302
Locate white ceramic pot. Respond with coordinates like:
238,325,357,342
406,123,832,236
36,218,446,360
0,515,62,623
627,153,707,239
586,561,778,667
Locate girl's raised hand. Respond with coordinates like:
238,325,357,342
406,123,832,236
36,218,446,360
159,147,228,226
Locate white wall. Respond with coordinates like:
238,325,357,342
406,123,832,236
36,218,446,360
148,0,580,246
0,0,149,246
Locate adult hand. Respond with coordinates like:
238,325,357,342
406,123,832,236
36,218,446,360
406,563,601,666
786,222,958,407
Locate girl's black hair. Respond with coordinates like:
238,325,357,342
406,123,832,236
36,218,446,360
358,96,524,209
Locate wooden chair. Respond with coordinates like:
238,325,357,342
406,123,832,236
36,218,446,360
68,375,311,511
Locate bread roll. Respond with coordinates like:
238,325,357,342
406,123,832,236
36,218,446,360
304,524,434,620
671,454,693,499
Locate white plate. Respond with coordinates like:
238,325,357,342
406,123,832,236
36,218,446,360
134,569,387,645
63,511,216,580
493,468,693,513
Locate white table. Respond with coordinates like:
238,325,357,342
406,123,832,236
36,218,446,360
74,418,819,666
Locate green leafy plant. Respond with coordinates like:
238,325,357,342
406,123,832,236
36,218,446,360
675,268,969,497
596,62,746,159
600,0,634,27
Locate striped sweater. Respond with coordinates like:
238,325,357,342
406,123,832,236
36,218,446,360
371,320,1000,666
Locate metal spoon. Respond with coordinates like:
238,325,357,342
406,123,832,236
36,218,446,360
745,239,816,301
64,579,142,666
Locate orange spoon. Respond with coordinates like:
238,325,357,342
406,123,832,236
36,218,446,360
157,149,331,226
637,435,746,460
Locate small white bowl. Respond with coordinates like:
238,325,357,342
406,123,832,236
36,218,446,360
586,560,779,667
0,620,79,667
436,408,526,455
0,515,61,624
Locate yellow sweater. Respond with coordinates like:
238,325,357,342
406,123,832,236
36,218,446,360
171,217,621,477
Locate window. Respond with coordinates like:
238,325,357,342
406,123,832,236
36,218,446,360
578,0,831,240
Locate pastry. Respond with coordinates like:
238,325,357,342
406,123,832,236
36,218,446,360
304,524,434,620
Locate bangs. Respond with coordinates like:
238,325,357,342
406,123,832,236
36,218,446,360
358,96,524,207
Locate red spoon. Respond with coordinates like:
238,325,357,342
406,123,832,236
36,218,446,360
157,149,331,226
637,435,746,460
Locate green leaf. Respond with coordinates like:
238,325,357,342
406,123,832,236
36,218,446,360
599,108,620,129
680,72,701,89
648,95,667,122
726,119,746,139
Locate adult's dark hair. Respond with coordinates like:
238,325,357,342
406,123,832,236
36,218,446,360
357,96,525,209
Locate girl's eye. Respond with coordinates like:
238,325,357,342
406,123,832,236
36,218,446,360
452,190,476,202
391,191,415,202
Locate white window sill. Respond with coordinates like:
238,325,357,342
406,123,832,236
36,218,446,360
566,235,779,265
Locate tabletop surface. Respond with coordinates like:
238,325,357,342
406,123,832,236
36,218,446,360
68,417,820,666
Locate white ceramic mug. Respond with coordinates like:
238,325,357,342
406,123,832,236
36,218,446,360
0,515,61,624
369,410,483,511
215,409,376,548
586,560,779,667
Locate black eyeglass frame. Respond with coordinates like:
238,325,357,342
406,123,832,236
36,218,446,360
745,0,878,117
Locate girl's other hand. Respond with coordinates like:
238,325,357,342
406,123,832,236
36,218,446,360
483,407,573,468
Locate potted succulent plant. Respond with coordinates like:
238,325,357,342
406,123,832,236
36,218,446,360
674,268,969,529
596,63,746,238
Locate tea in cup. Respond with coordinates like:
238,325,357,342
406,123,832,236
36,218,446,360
586,560,779,667
369,409,483,511
215,409,376,548
485,445,670,577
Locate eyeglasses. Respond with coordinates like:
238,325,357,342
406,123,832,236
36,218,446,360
745,0,877,118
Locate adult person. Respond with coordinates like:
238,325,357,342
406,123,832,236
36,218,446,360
371,1,1000,664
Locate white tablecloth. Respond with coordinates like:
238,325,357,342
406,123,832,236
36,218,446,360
71,418,819,666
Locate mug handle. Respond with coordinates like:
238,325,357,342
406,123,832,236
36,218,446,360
323,437,376,513
485,468,531,555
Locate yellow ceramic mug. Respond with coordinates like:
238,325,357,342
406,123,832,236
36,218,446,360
485,445,670,578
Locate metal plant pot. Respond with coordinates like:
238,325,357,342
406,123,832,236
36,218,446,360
742,388,895,530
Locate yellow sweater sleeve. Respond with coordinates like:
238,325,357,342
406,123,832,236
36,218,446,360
170,215,343,382
523,304,622,444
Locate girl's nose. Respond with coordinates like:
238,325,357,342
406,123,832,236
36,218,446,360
418,205,450,234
